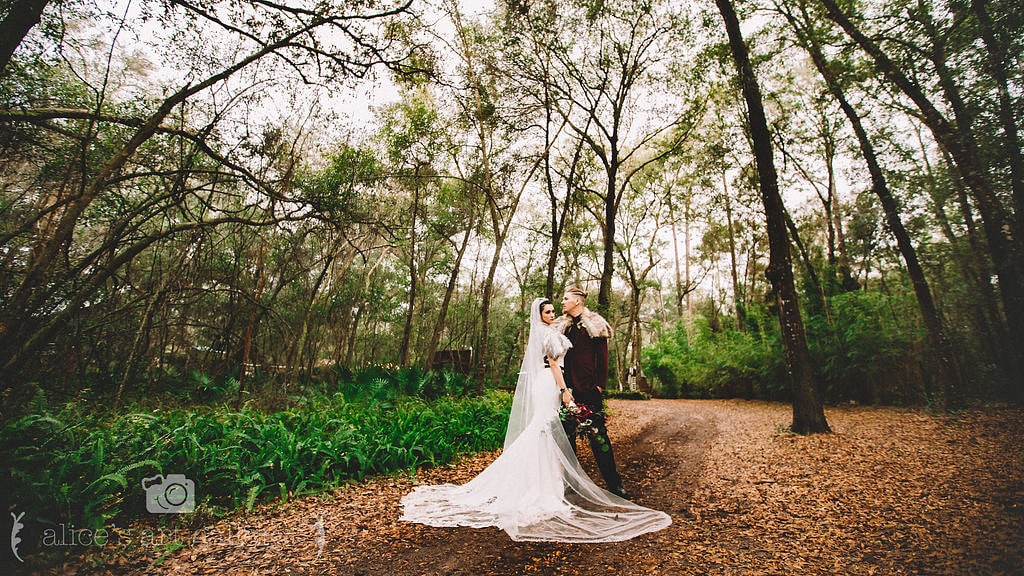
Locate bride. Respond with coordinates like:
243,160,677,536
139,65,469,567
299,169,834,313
400,297,671,542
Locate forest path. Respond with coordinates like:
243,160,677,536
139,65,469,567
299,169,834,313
73,399,1023,575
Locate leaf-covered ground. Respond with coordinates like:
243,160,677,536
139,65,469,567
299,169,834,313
56,399,1024,575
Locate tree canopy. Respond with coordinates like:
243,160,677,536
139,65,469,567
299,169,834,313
2,0,1021,423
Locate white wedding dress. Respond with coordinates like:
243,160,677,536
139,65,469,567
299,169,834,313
400,298,671,542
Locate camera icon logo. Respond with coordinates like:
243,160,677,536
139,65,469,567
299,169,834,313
143,474,195,514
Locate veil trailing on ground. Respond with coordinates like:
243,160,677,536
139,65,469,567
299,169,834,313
400,298,671,542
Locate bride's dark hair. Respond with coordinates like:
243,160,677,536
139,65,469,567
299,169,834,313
538,298,552,312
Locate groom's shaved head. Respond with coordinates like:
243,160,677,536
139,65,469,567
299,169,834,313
565,286,587,300
562,287,587,316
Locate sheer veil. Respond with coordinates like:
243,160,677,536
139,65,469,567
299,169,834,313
503,297,563,448
400,297,672,542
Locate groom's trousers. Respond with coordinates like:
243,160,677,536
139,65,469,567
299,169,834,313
562,388,625,492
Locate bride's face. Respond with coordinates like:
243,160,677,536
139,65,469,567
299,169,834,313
540,303,556,325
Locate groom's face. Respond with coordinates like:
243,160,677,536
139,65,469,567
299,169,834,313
561,293,582,316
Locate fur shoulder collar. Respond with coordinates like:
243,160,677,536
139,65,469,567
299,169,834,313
552,308,613,339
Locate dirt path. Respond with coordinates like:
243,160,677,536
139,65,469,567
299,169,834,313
66,399,1023,575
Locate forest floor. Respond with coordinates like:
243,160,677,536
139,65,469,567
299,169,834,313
52,399,1024,575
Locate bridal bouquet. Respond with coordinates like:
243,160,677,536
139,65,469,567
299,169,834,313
558,400,592,422
558,402,610,452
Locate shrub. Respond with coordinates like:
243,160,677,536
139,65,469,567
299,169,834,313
643,291,927,404
643,318,786,400
806,291,925,404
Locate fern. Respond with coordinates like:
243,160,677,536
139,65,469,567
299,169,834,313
3,371,509,534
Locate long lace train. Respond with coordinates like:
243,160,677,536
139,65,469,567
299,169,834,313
400,416,671,542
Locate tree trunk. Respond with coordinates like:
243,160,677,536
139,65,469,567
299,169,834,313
918,128,1008,375
544,109,560,299
716,0,829,434
287,254,334,390
114,287,165,409
668,202,683,319
451,1,515,388
623,286,640,391
344,252,386,366
0,0,49,75
235,240,267,409
722,171,745,330
685,195,693,320
820,117,857,291
543,86,571,298
478,234,502,387
399,167,421,367
970,0,1024,235
423,210,476,370
599,161,618,316
783,208,828,322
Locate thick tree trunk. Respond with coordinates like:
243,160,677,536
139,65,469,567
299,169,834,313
716,0,827,430
0,0,49,75
716,0,829,433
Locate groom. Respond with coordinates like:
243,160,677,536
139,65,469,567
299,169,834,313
555,286,629,499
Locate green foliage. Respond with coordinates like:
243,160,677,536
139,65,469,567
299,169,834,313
644,316,787,400
294,143,381,219
805,290,925,405
0,368,509,546
643,291,928,404
311,364,479,401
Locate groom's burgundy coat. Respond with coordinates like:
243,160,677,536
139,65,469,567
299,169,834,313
555,308,612,393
